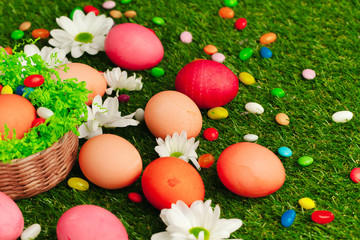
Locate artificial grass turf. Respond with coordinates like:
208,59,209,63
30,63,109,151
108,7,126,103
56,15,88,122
1,0,360,239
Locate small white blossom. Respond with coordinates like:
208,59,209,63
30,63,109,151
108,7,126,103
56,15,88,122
103,67,143,96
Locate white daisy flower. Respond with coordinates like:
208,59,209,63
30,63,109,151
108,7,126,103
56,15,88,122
49,10,114,58
23,44,70,68
151,200,243,240
103,67,143,96
155,131,201,170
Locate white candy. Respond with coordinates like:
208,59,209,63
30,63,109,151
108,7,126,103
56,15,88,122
37,107,54,119
243,134,259,142
332,110,353,123
21,224,41,240
134,108,145,121
245,102,264,114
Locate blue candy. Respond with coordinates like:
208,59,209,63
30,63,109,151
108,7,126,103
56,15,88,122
260,46,272,58
15,85,26,96
278,146,292,157
23,87,34,99
281,209,296,227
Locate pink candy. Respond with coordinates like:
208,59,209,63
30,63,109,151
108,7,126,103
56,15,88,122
102,1,116,9
180,31,193,44
211,52,225,63
302,69,316,80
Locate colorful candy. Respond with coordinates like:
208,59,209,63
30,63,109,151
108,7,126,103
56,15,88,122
239,48,253,61
281,209,296,227
152,17,165,25
180,31,193,44
1,85,13,94
260,46,272,58
32,29,50,39
218,7,235,19
102,1,116,9
203,128,219,141
203,45,218,55
31,118,46,128
15,85,26,96
298,197,315,209
224,0,238,7
275,113,290,125
124,10,137,18
83,5,99,15
234,18,247,30
271,88,285,97
110,10,122,18
260,32,277,44
128,192,143,203
350,168,360,183
150,67,165,77
117,94,130,103
211,52,225,63
134,108,145,121
245,102,264,114
297,156,314,167
37,107,54,119
239,72,255,85
24,74,45,88
311,210,334,224
19,21,31,31
302,69,316,80
121,0,132,3
277,146,292,157
243,134,258,142
23,87,34,99
11,30,24,40
67,177,89,191
332,110,353,123
21,223,41,240
70,7,82,19
207,107,228,120
198,154,215,168
4,46,13,55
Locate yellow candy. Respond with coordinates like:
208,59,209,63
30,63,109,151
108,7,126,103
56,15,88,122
67,177,89,191
207,107,229,120
298,197,315,209
239,72,255,85
1,85,13,94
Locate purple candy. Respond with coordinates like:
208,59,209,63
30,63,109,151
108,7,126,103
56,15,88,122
118,94,130,103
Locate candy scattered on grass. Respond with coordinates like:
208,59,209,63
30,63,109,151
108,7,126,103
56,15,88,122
121,0,132,3
239,48,253,61
124,10,137,18
311,210,334,224
70,7,82,19
118,94,130,103
19,21,31,31
211,52,225,63
152,17,165,25
332,111,353,123
84,5,99,15
180,31,193,43
224,0,238,7
67,177,89,191
260,32,277,44
203,128,219,141
281,209,296,227
243,134,258,142
302,69,316,80
128,192,143,203
218,7,235,19
350,168,360,183
134,108,145,121
203,45,218,55
298,197,315,209
207,107,228,120
260,46,272,58
11,30,24,40
198,153,215,168
21,223,41,240
271,88,285,97
110,10,122,18
234,18,247,30
239,72,255,85
102,1,116,9
297,156,314,167
245,102,264,114
275,113,290,125
277,146,292,157
32,29,50,39
150,67,165,77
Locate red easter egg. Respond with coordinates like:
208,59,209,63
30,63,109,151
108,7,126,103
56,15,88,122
217,142,286,198
105,23,164,71
311,210,334,224
141,157,205,210
24,74,45,87
175,60,239,109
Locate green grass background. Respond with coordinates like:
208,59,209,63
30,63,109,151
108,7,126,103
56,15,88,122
1,0,360,239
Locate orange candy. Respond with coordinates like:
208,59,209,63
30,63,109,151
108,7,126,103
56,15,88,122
260,32,277,44
198,154,215,168
218,7,235,19
203,45,218,55
4,47,12,55
32,28,50,39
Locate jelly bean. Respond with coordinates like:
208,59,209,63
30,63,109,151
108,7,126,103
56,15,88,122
70,7,83,19
121,0,132,3
124,10,137,18
83,5,99,15
150,67,165,77
32,29,50,39
239,72,255,85
243,134,258,142
128,192,142,203
275,113,290,125
332,111,353,123
302,69,316,80
198,154,215,168
271,88,285,97
211,53,226,63
1,85,13,94
203,128,219,141
218,7,235,19
21,223,41,240
4,47,13,55
110,10,122,18
234,18,247,30
118,94,130,103
278,146,292,157
19,21,31,31
207,107,228,120
239,48,253,61
298,197,315,209
31,118,46,128
11,30,24,40
349,168,360,183
67,177,89,191
37,107,54,119
23,87,34,99
224,0,238,7
297,156,314,167
281,209,296,227
180,31,193,44
102,1,116,9
260,32,277,44
0,85,2,92
134,108,145,121
15,85,26,96
311,210,334,224
203,45,218,55
152,17,165,25
260,46,273,58
245,102,264,114
24,74,45,88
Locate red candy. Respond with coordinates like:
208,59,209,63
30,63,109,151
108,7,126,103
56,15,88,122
83,5,99,15
128,192,142,203
350,168,360,183
31,118,46,128
0,85,3,92
311,210,334,224
198,154,215,168
203,128,219,141
24,74,44,88
235,18,247,30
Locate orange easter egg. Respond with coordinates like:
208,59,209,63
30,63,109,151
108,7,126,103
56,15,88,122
144,90,202,139
79,134,142,189
141,157,205,210
57,63,107,105
0,94,36,139
217,142,285,198
260,32,277,44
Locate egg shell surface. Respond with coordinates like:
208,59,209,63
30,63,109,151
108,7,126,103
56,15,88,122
57,63,107,105
0,94,36,139
217,142,286,198
57,205,128,240
104,23,164,71
141,157,205,210
0,191,24,240
79,134,142,189
175,60,239,109
144,90,202,139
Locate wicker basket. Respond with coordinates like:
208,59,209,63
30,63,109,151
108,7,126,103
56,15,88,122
0,131,79,200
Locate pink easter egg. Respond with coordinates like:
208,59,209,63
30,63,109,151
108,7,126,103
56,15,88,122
0,191,24,240
104,23,164,71
57,205,128,240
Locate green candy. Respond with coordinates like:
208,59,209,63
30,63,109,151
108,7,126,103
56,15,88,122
152,17,165,25
239,48,253,61
11,30,24,40
150,67,165,77
298,156,314,167
224,0,238,7
271,88,285,97
121,0,132,4
70,7,82,19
